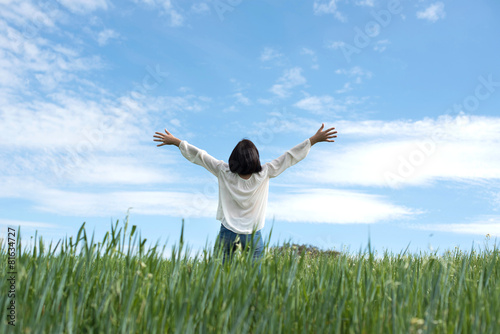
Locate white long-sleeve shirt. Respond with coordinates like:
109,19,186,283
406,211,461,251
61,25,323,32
178,138,312,234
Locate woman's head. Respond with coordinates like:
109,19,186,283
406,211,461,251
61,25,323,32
229,139,262,174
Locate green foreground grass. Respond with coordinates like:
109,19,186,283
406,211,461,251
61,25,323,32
1,218,499,334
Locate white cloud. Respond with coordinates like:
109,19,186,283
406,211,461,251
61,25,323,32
335,66,372,78
57,0,109,14
328,41,346,50
191,2,210,14
0,218,58,229
336,114,500,142
294,95,367,115
0,19,104,90
257,98,273,105
416,2,446,22
260,47,284,62
294,95,341,114
413,216,500,237
69,156,177,185
301,47,319,70
35,189,218,217
0,90,213,187
373,39,390,53
0,18,210,188
178,86,191,93
170,118,181,127
161,0,184,26
0,144,182,188
0,218,66,246
233,92,251,105
0,95,137,150
298,114,500,188
269,67,306,98
313,0,346,22
0,1,59,30
336,82,352,94
268,188,418,224
0,175,218,217
335,66,372,92
97,29,120,46
301,48,315,56
222,105,238,113
493,192,500,209
0,6,213,194
0,177,417,225
248,110,313,142
132,0,184,26
355,0,375,6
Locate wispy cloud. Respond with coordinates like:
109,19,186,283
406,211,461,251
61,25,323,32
335,66,372,93
97,28,120,46
294,95,343,114
269,67,306,98
328,41,346,50
222,93,252,112
160,0,184,26
355,0,375,7
233,92,251,105
493,192,500,210
416,2,446,23
0,89,212,187
260,47,283,62
69,156,178,185
412,216,500,237
57,0,109,14
259,47,286,68
294,95,368,115
190,2,210,15
373,39,390,53
0,1,58,28
335,66,372,79
301,47,319,70
132,0,184,26
35,189,218,217
0,17,104,90
313,0,346,22
0,218,59,229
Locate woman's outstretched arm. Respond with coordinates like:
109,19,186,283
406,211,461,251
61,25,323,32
266,123,337,178
154,129,225,177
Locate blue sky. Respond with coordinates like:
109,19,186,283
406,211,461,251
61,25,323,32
1,0,500,255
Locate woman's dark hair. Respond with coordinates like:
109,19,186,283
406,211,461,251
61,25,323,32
229,139,262,174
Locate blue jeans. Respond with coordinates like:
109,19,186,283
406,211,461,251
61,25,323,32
216,223,264,265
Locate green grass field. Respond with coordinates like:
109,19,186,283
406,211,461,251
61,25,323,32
1,217,499,333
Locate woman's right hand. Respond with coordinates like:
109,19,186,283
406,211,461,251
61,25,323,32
309,123,337,146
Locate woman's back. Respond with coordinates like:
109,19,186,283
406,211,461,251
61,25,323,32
181,138,312,233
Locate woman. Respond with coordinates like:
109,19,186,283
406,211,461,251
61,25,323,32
153,123,337,263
